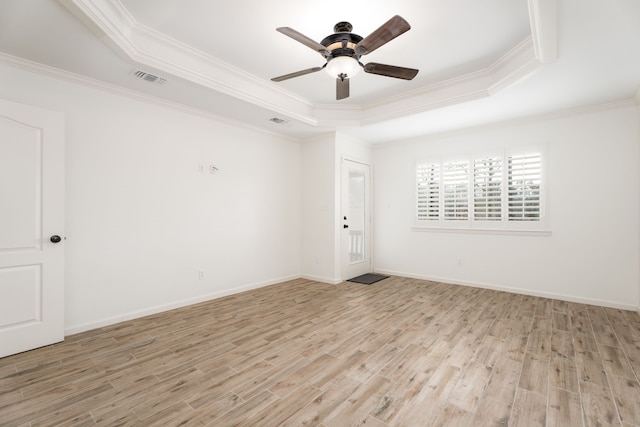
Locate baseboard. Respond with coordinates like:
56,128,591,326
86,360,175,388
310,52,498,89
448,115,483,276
64,271,639,336
301,274,343,285
64,274,300,336
375,269,638,312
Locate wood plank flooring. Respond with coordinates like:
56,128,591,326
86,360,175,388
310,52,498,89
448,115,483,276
1,276,640,426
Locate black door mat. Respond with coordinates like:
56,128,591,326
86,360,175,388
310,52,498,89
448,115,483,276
347,273,389,285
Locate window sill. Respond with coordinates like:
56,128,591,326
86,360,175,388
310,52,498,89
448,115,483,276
411,227,552,237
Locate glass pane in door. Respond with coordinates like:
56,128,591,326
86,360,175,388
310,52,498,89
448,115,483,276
349,170,365,263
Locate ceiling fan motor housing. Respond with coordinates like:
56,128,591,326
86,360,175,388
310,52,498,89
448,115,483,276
333,21,353,32
321,22,363,61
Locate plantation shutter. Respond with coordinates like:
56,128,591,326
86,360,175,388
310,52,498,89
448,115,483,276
416,163,440,220
415,148,544,229
443,160,469,220
507,152,542,221
473,157,502,221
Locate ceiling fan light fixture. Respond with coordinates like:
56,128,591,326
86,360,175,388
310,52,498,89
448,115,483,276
325,56,361,78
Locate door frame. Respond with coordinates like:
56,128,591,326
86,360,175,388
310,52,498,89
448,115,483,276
340,158,372,281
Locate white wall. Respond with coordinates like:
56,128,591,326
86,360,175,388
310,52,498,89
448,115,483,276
636,88,640,313
301,132,373,283
0,62,302,334
373,103,640,309
4,59,636,335
301,133,338,283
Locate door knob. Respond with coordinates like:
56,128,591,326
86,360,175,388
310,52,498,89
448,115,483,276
50,235,62,243
343,224,349,229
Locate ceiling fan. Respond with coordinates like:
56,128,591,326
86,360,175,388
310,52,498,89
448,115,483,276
271,15,419,100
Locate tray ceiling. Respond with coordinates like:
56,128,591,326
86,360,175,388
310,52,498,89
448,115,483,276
0,0,639,142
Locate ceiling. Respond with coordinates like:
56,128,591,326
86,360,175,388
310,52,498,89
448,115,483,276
0,0,639,143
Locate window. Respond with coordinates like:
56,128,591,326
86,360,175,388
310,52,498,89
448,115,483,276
416,148,545,230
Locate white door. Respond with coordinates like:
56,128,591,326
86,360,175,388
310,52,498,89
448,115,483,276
0,100,65,358
341,159,371,280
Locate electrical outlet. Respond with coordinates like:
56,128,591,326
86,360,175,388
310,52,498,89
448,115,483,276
198,269,205,279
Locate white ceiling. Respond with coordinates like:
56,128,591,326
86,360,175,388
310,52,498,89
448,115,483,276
0,0,639,143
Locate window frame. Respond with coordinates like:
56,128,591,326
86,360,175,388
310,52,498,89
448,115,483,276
414,145,549,234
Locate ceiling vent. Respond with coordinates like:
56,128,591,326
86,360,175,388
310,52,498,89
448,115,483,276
133,70,166,85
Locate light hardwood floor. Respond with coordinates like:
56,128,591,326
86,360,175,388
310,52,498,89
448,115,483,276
1,276,640,426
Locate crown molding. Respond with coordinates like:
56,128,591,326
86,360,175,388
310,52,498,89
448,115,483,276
353,37,541,126
528,0,558,64
487,37,540,94
0,52,301,143
59,0,557,128
59,0,319,126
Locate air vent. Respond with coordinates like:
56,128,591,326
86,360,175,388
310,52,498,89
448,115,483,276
269,117,287,124
133,70,166,85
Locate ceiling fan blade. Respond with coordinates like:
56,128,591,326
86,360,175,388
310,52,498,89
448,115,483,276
336,77,350,100
355,15,411,56
363,63,419,80
271,67,324,82
276,27,330,57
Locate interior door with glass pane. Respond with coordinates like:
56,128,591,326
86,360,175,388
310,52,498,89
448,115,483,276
341,160,371,280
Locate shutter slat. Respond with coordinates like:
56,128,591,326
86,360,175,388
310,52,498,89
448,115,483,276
473,157,503,221
416,163,440,221
443,161,469,220
507,152,542,221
